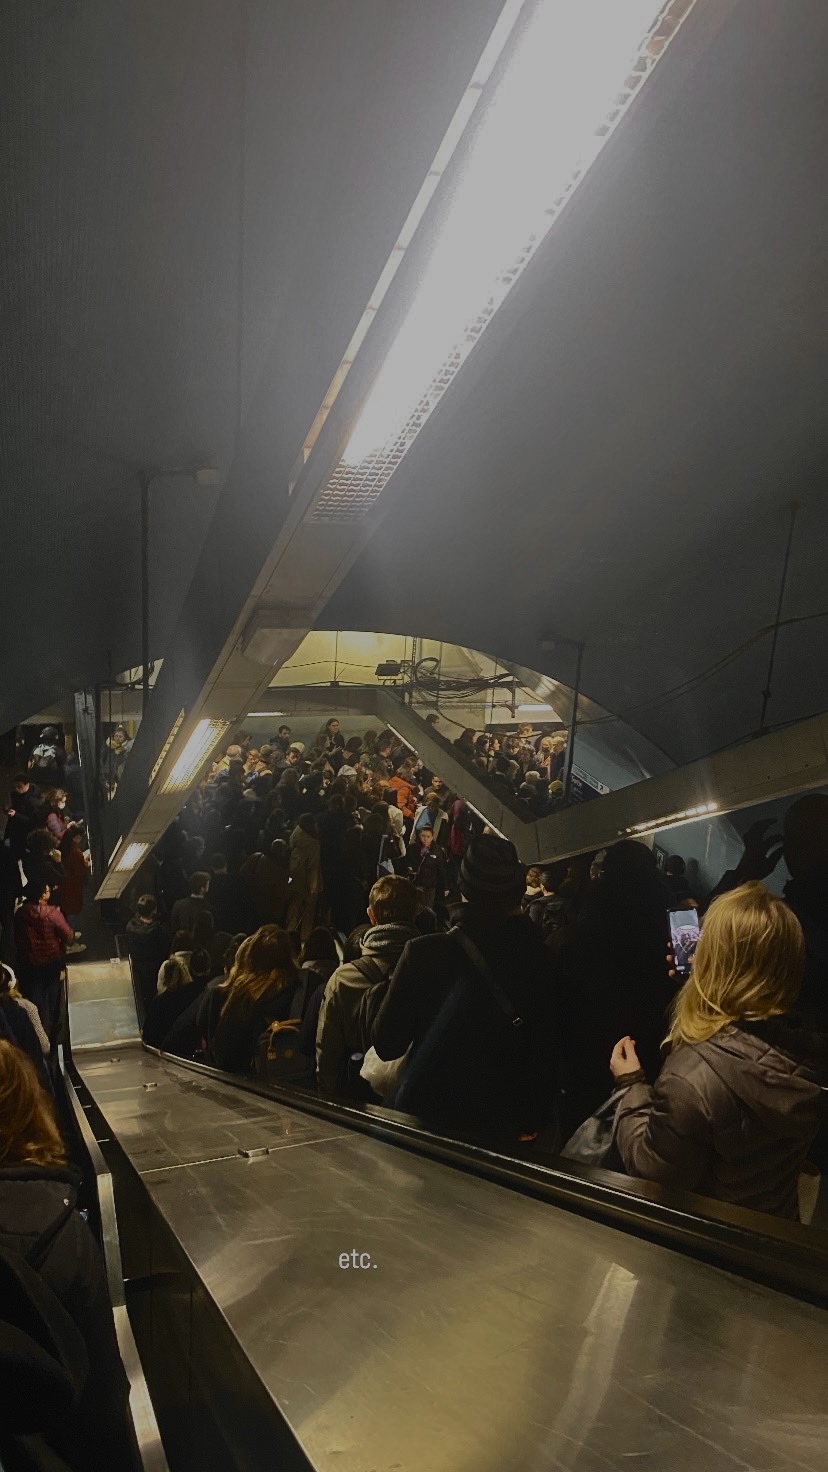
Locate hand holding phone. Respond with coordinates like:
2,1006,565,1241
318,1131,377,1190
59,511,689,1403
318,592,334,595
668,908,700,978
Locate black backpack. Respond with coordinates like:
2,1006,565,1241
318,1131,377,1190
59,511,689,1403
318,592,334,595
0,1205,88,1438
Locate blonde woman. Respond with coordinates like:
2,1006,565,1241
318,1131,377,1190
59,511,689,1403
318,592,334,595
209,925,302,1074
610,883,826,1219
0,1040,133,1466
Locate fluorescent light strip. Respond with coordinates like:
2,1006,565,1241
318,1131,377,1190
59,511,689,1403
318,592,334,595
516,704,555,713
620,801,718,836
160,718,232,794
247,711,287,718
288,0,526,493
310,0,693,522
149,708,185,786
115,841,149,874
109,835,124,866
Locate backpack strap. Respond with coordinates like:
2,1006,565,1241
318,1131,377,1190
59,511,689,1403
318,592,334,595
349,956,388,988
450,927,524,1028
27,1202,75,1272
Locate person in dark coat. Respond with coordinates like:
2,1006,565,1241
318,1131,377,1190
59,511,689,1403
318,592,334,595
154,825,190,918
4,773,43,862
124,894,170,1020
611,883,827,1220
239,841,290,927
526,862,569,942
408,826,448,917
209,926,303,1074
551,840,673,1133
0,1039,136,1470
142,949,211,1051
372,836,560,1148
24,828,64,911
170,872,212,938
316,877,420,1099
206,852,253,934
0,839,23,964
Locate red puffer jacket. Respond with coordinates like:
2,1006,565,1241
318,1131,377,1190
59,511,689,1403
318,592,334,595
14,901,74,966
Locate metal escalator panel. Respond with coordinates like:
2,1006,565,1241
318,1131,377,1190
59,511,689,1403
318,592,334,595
61,1059,168,1471
67,958,141,1049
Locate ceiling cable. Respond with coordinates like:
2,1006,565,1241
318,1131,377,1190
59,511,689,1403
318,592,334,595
757,501,799,737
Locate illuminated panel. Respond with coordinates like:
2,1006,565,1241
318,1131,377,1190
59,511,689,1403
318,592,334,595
159,719,231,794
149,708,185,786
114,841,149,873
310,0,695,522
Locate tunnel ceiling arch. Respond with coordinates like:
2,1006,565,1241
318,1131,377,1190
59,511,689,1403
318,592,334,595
1,0,826,770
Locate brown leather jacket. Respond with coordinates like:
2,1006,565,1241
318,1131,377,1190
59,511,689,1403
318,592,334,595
615,1018,828,1220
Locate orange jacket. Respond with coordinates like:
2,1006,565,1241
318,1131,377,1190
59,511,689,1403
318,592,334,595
388,774,417,819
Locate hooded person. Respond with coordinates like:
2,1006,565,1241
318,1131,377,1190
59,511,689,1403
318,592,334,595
551,839,674,1132
316,876,420,1099
371,835,561,1147
611,883,828,1220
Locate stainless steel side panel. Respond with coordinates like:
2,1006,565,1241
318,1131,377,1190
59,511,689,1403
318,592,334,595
78,1048,828,1472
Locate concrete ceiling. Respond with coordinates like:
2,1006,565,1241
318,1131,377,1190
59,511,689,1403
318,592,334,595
2,0,827,775
0,0,504,729
324,0,828,766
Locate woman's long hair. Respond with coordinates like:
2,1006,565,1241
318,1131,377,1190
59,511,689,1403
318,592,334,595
0,1039,66,1169
219,925,295,1017
668,882,805,1046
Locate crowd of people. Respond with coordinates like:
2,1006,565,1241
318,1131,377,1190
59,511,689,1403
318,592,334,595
437,717,573,818
0,728,137,1470
111,719,827,1225
0,714,826,1466
0,732,92,1052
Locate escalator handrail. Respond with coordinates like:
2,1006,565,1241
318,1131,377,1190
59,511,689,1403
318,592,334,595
60,1051,170,1472
137,1043,828,1307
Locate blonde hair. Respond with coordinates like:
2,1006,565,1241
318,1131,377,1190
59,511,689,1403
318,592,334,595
668,882,805,1047
0,1040,67,1169
158,956,191,992
219,925,294,1017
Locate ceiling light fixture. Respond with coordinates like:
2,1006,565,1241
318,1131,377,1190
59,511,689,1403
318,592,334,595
310,0,693,522
516,703,555,713
114,841,150,874
149,709,186,786
619,800,718,837
160,718,232,794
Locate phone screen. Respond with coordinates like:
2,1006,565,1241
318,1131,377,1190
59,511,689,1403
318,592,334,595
669,908,700,978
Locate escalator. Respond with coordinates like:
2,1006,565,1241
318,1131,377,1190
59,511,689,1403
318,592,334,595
63,959,828,1472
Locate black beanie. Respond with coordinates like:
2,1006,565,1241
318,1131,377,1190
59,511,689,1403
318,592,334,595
459,835,525,903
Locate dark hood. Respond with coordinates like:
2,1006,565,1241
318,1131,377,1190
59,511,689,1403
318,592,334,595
784,864,828,924
696,1019,828,1138
0,1165,81,1255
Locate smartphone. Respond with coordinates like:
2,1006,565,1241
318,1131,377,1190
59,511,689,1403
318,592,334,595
669,908,700,978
